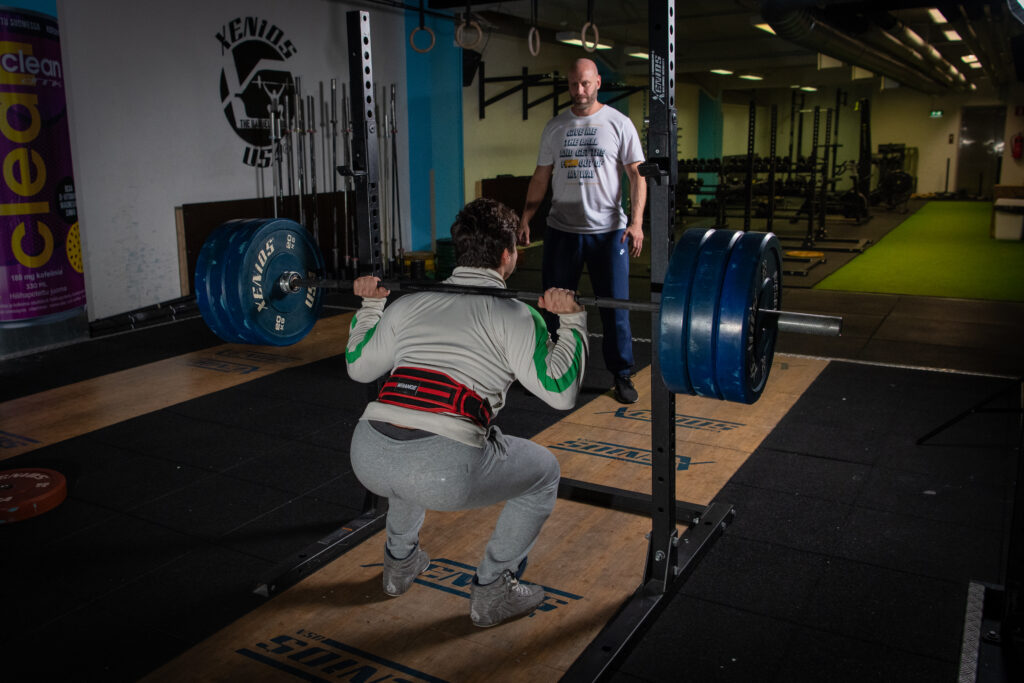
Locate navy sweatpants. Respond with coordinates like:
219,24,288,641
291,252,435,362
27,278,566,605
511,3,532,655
541,226,634,378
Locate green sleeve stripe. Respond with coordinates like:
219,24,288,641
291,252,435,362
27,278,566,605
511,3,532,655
345,313,379,363
529,307,583,392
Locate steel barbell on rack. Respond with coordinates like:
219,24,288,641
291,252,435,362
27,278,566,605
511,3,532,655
194,218,841,404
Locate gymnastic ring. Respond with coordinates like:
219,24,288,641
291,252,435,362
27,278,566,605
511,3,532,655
409,25,435,53
456,20,483,50
527,26,540,57
581,22,599,53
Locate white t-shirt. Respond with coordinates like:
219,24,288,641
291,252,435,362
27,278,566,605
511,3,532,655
537,104,644,234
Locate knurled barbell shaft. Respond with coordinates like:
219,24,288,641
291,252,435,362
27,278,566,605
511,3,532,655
279,272,843,337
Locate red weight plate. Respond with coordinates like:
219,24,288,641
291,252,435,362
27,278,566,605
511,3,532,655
0,468,67,523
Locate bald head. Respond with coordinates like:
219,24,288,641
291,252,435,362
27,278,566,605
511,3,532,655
570,58,599,78
568,59,602,116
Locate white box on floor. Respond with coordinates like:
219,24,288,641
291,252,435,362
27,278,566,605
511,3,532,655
993,198,1024,240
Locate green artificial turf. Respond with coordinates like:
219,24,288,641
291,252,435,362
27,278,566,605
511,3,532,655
814,201,1024,301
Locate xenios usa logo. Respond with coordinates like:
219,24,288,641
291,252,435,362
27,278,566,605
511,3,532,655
215,17,297,168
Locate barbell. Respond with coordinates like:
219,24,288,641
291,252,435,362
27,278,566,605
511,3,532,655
194,218,842,404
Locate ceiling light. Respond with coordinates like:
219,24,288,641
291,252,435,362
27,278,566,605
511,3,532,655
555,32,613,50
944,29,962,41
709,68,733,75
800,86,818,92
969,61,983,69
738,74,763,81
626,46,649,60
928,8,948,24
961,54,979,63
754,23,776,35
970,83,978,90
627,51,649,59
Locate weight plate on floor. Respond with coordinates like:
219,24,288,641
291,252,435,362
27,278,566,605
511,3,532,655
715,232,782,404
194,220,252,343
659,228,714,394
0,468,67,523
686,229,743,399
224,218,325,346
784,250,824,260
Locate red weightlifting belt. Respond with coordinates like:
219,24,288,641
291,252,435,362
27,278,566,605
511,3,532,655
377,366,493,428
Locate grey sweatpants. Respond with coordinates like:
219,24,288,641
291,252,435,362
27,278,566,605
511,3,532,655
350,419,561,585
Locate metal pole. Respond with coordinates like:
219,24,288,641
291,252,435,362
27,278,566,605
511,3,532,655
308,94,319,244
767,104,777,232
347,11,381,275
378,84,391,275
830,89,842,192
269,106,279,218
320,82,328,204
330,78,340,277
819,108,832,237
295,78,306,228
391,83,403,271
744,99,755,231
284,91,294,201
342,85,357,277
643,0,679,595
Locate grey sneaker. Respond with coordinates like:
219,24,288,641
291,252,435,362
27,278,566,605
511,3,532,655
613,375,639,404
469,569,545,627
382,546,430,596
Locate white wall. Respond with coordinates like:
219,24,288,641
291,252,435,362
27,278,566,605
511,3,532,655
58,0,410,319
676,83,701,160
871,86,988,195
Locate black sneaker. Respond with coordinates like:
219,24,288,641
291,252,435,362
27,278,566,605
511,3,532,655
613,375,638,404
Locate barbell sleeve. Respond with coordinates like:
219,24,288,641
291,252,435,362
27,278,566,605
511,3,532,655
762,310,842,336
277,272,842,337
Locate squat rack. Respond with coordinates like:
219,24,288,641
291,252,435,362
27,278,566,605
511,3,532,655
477,63,647,120
254,5,731,680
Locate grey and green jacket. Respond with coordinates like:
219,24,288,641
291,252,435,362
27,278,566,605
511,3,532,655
345,266,588,446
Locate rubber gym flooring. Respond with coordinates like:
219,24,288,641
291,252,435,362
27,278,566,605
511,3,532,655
1,202,1022,682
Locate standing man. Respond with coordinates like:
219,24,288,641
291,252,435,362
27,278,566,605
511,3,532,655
346,198,588,628
519,57,646,404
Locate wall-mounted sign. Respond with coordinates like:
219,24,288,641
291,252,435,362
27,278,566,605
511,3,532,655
216,17,298,168
0,8,84,322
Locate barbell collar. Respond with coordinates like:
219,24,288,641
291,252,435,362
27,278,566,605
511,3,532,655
277,272,842,337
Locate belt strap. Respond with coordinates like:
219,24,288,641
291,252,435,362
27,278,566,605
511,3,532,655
377,366,493,428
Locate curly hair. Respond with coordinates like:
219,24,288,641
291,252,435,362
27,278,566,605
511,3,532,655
450,198,519,269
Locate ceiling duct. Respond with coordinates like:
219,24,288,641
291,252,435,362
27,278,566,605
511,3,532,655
950,3,1014,90
762,0,949,94
859,13,967,90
